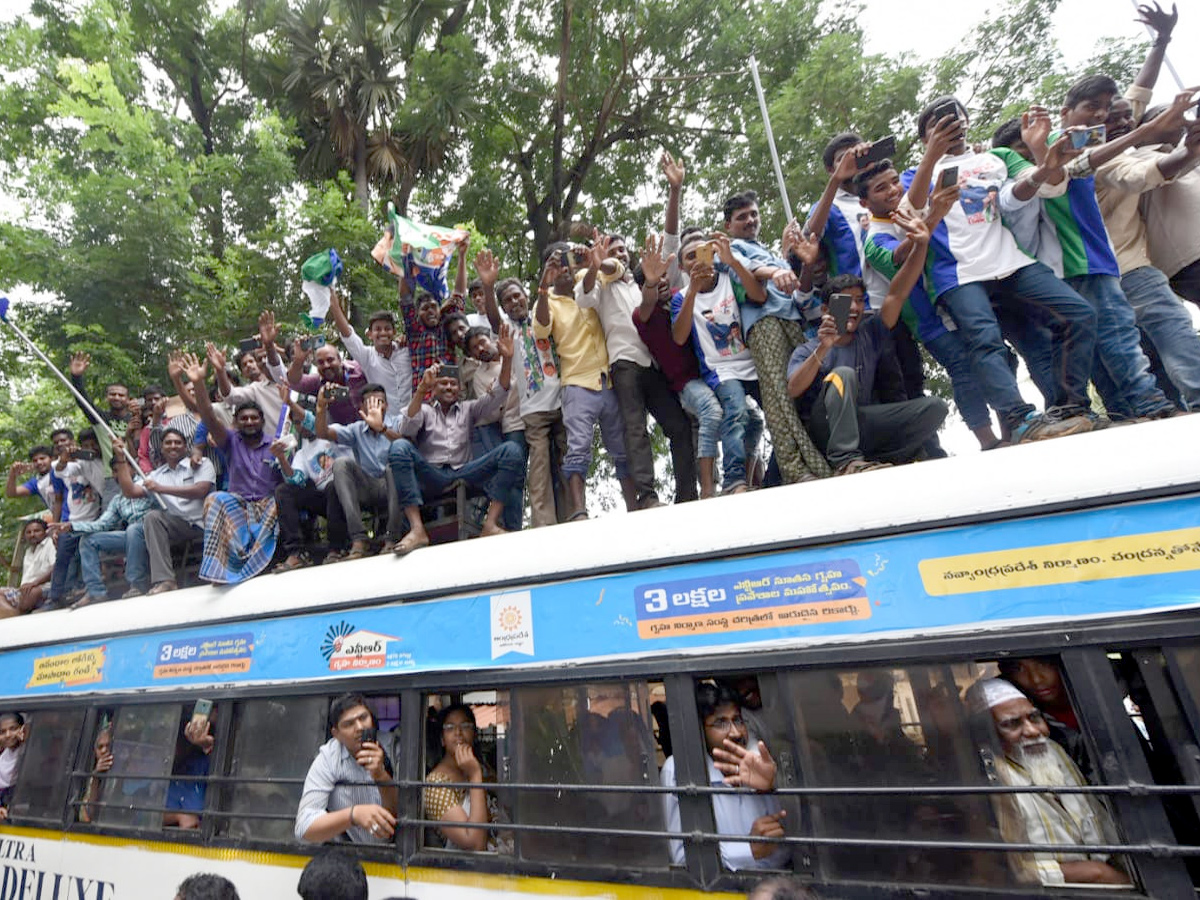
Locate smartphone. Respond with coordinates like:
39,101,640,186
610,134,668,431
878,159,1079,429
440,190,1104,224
360,726,378,746
1070,124,1106,149
857,135,897,169
828,293,854,334
692,242,716,268
297,393,318,412
238,337,262,353
327,385,350,404
190,699,213,729
938,166,959,190
931,99,960,124
300,334,325,352
69,449,98,461
567,245,591,269
439,365,461,382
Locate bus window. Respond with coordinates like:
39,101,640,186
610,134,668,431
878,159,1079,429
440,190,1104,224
8,708,85,823
996,656,1093,782
509,681,666,867
78,710,116,823
422,691,508,853
99,703,183,829
164,703,218,829
221,696,327,842
787,664,1017,888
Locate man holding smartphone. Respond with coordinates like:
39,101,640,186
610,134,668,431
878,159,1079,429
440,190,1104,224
296,693,398,845
785,212,947,475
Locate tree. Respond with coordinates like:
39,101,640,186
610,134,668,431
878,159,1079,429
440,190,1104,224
269,0,475,216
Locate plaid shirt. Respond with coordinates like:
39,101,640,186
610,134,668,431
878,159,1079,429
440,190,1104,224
400,291,465,394
68,493,155,534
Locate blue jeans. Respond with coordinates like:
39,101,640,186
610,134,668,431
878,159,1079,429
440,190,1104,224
942,261,1096,425
1066,273,1170,419
560,382,628,480
500,430,528,531
1120,266,1200,410
80,525,148,599
388,439,524,509
679,379,722,459
924,330,992,431
713,379,764,490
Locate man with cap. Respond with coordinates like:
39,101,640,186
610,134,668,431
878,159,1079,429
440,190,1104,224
966,677,1129,886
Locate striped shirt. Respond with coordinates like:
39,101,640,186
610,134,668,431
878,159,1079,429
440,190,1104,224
294,737,389,845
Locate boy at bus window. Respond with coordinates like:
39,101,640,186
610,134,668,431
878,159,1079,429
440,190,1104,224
165,707,217,830
786,211,948,476
295,693,398,845
1,520,55,617
0,711,27,813
967,678,1130,886
6,445,65,521
661,683,790,871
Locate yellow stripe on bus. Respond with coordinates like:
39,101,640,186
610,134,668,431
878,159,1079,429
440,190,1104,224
0,825,739,899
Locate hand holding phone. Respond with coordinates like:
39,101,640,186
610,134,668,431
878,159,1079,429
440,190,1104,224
938,166,959,190
857,135,897,169
360,726,378,746
828,293,853,335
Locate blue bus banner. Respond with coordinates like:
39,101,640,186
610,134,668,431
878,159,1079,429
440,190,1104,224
7,496,1200,699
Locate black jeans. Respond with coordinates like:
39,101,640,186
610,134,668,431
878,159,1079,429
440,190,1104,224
275,481,344,554
610,360,697,504
808,366,948,468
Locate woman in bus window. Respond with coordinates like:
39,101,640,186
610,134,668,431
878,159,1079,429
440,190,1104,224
423,704,499,851
164,709,215,829
78,726,114,823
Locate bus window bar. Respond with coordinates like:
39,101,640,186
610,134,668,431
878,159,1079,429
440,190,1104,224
400,816,1200,858
69,771,1200,798
66,798,299,823
41,800,1200,859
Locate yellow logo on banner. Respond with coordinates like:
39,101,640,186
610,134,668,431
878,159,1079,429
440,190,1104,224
27,646,106,688
919,527,1200,596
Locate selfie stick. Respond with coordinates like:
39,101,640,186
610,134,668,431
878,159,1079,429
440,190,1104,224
0,296,164,506
749,55,794,223
1130,0,1184,91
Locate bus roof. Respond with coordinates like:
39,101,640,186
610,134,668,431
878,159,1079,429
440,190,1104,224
2,415,1198,654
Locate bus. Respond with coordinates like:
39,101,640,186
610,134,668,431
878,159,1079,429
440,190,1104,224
0,416,1199,900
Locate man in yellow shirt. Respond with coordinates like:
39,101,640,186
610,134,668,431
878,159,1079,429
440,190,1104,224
534,242,635,519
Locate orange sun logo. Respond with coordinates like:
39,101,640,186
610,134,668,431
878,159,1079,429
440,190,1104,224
498,605,522,631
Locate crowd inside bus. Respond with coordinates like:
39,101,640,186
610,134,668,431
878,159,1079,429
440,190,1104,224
2,650,1185,892
4,3,1200,614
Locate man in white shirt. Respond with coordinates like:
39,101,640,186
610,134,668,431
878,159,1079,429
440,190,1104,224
661,683,789,871
117,428,215,594
577,232,697,506
326,287,413,413
0,521,56,617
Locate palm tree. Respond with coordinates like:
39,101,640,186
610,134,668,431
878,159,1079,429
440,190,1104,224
274,0,473,215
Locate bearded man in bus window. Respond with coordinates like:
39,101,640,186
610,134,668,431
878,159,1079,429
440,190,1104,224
968,678,1130,886
294,693,399,845
661,683,790,870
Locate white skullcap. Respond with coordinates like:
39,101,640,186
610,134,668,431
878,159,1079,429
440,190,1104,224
966,678,1027,715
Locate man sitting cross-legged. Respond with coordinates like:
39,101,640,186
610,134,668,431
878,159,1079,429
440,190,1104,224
387,325,524,555
787,210,947,475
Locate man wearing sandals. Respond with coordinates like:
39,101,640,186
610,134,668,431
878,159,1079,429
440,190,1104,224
786,212,947,476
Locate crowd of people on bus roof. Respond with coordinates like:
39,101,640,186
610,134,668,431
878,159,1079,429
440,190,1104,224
4,3,1200,611
0,655,1148,887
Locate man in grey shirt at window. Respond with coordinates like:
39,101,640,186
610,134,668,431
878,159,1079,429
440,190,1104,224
295,693,398,844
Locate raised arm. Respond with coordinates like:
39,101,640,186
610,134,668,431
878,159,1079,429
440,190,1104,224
1081,88,1200,171
314,384,334,441
496,323,515,392
878,211,931,329
637,235,673,323
672,281,699,346
474,249,503,333
68,352,101,424
805,141,869,239
206,343,234,399
327,285,354,340
1132,2,1178,92
534,262,561,329
258,310,282,369
662,151,684,236
715,234,766,303
907,114,963,211
287,341,310,388
5,462,32,499
184,353,227,446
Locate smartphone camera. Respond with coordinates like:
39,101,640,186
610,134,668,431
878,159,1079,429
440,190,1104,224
300,335,325,352
238,337,262,354
360,727,378,746
327,386,351,404
69,449,98,461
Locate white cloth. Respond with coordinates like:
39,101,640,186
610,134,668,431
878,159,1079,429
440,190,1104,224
0,746,22,790
507,312,563,417
147,458,215,527
462,358,524,433
302,281,332,325
1095,147,1173,274
224,379,286,433
291,438,351,491
339,330,413,413
58,459,104,523
1141,159,1200,279
660,755,788,871
687,272,758,383
575,268,654,367
20,538,56,586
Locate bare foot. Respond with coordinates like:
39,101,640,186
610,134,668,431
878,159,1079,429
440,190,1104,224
394,531,430,556
480,522,508,537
